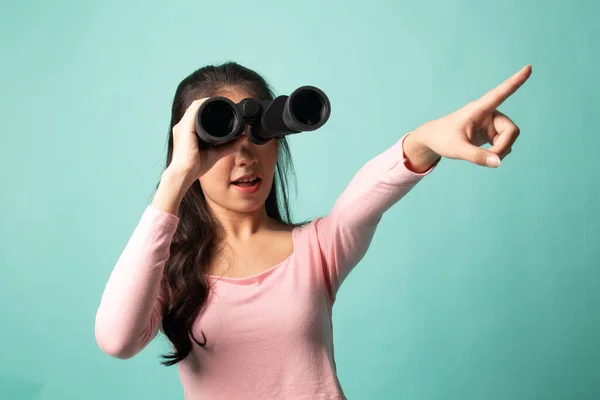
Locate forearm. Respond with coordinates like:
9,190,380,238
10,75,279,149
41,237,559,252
95,206,178,357
328,133,434,229
96,179,182,358
315,133,437,295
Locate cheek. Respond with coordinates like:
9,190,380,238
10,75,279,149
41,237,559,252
262,142,279,176
198,161,230,197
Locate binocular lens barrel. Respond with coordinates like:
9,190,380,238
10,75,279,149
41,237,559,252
195,86,330,147
287,88,328,128
198,98,243,140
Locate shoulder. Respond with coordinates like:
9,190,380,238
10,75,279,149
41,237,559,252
290,218,325,247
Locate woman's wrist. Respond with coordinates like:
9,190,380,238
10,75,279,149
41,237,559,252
151,168,195,215
402,129,441,173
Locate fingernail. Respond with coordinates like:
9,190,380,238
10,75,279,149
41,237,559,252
486,155,501,167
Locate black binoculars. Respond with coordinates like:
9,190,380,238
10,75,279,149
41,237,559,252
194,86,331,147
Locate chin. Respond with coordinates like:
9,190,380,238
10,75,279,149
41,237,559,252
225,199,266,214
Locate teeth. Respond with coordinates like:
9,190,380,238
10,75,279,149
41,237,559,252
233,177,260,185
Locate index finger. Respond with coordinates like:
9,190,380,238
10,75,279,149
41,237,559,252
477,65,532,110
183,98,209,121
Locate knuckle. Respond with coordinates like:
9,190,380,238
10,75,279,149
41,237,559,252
514,126,521,136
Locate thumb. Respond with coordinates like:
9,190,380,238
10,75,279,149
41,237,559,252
456,143,501,168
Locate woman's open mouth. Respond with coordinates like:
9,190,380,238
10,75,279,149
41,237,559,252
231,177,262,194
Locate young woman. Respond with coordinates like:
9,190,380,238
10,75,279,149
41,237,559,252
95,62,531,399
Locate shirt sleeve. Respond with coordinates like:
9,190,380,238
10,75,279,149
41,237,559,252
313,133,437,302
94,205,179,358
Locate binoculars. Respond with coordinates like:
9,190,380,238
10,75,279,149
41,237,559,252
194,86,331,147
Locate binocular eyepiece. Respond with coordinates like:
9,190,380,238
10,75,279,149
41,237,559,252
194,86,331,147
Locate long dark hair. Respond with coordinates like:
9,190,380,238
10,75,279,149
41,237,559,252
158,62,296,366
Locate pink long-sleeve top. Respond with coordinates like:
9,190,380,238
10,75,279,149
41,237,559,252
94,134,436,399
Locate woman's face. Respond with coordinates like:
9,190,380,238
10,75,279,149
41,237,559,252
199,88,278,215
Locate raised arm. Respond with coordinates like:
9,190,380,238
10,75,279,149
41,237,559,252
314,133,438,300
94,96,244,359
94,169,186,359
315,64,532,301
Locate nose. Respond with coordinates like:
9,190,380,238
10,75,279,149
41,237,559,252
234,125,258,166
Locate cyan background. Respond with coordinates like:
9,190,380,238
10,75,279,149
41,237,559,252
1,0,598,399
